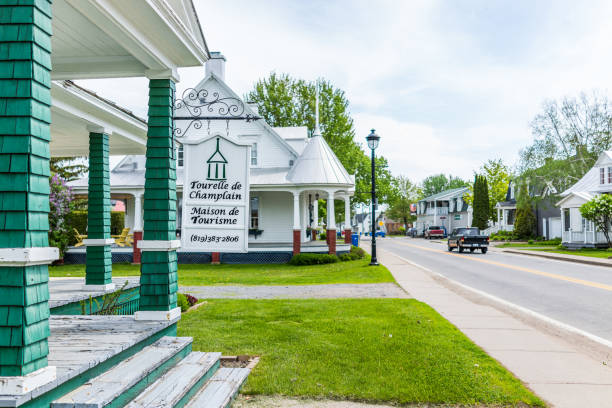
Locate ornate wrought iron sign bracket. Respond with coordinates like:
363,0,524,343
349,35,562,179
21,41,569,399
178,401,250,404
172,88,262,138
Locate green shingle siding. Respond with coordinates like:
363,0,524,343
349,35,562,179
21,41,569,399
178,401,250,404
0,1,52,376
139,78,178,311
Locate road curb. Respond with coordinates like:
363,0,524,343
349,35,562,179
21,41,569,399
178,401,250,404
377,247,612,364
503,248,612,268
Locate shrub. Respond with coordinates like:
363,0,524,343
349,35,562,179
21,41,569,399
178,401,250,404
289,253,339,266
351,245,366,259
177,293,190,312
67,210,126,245
528,239,534,245
185,294,198,307
319,232,326,241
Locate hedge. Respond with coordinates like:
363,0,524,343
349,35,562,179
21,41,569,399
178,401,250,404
67,210,126,236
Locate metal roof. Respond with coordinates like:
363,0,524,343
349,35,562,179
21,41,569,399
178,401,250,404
561,167,599,196
287,135,353,185
419,187,469,202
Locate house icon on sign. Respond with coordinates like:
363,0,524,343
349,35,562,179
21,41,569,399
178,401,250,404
207,137,228,181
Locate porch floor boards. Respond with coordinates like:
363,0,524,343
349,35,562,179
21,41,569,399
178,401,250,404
0,315,177,407
49,277,141,309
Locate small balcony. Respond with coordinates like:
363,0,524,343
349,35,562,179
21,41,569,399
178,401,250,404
425,207,449,216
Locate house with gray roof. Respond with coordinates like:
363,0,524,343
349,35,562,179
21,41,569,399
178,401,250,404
415,187,472,235
556,152,612,247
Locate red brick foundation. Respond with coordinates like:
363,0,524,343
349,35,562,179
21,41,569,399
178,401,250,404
312,229,317,241
344,229,352,244
327,229,336,255
132,231,143,264
293,229,301,255
211,252,220,264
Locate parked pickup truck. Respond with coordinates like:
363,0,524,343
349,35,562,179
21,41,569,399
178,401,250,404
424,226,445,239
447,227,489,253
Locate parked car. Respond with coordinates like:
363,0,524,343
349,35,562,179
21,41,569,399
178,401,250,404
447,227,489,253
407,227,417,237
424,226,445,239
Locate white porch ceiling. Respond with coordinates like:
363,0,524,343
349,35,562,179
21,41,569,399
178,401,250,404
51,0,209,79
50,81,147,157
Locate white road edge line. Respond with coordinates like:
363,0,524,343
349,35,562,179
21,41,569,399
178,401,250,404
379,247,612,361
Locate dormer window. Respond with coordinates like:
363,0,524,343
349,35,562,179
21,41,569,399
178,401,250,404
601,167,605,184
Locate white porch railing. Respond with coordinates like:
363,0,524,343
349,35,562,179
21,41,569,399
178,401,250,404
563,229,607,245
425,208,449,216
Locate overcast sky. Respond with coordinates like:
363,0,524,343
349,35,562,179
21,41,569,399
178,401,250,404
78,0,612,183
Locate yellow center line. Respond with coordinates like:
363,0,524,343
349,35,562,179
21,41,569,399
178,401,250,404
390,240,612,292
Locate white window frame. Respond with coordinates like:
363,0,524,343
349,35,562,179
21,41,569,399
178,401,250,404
250,196,259,229
601,167,606,184
251,142,258,166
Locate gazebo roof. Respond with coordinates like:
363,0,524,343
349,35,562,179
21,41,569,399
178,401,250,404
287,134,353,185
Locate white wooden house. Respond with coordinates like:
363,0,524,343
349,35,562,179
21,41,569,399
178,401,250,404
415,187,472,234
557,152,612,247
70,53,355,261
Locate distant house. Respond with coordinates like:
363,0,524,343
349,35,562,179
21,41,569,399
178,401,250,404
492,180,561,239
556,151,612,248
415,187,472,234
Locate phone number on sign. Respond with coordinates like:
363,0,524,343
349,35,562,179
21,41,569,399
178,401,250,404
190,234,240,243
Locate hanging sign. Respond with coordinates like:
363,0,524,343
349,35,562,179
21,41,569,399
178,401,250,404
181,135,250,252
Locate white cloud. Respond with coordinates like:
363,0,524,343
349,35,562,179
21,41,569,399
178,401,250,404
76,0,612,184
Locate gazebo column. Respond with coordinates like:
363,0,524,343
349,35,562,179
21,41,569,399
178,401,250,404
0,0,58,389
292,192,301,255
327,191,336,255
344,196,352,244
132,192,143,264
135,74,181,321
312,197,318,241
83,129,114,290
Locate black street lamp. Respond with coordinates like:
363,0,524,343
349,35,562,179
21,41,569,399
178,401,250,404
366,129,380,266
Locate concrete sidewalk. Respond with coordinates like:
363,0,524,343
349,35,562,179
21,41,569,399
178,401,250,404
369,244,612,408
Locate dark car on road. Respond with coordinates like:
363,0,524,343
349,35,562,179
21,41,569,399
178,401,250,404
447,227,489,253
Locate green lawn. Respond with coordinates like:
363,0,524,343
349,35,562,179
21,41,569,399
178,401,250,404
526,248,612,259
49,258,395,286
178,298,543,406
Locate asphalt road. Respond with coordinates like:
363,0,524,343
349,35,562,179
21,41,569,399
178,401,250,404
377,237,612,342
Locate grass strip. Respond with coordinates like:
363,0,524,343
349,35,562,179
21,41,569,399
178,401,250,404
178,298,544,406
49,258,395,286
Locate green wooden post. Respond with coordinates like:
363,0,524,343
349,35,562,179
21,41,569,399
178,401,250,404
0,0,57,380
136,77,180,320
84,131,113,289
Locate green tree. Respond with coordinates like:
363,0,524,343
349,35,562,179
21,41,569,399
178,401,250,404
50,157,88,181
580,194,612,248
514,182,537,239
421,174,468,197
464,159,511,221
386,176,422,229
247,73,395,205
519,91,612,194
472,175,490,230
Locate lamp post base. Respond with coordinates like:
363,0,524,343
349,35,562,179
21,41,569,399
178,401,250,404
369,260,379,266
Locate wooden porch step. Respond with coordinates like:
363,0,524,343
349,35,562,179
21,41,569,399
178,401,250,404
185,367,250,408
52,336,192,408
125,351,221,408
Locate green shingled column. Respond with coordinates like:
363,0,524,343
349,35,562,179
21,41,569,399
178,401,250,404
85,132,112,287
0,0,54,376
138,78,178,313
